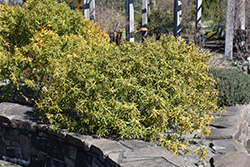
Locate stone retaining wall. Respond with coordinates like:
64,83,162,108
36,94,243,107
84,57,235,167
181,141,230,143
0,102,188,167
1,101,250,167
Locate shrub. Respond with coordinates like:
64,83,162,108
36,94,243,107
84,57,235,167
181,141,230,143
35,36,224,156
209,68,250,106
0,0,111,103
0,0,224,157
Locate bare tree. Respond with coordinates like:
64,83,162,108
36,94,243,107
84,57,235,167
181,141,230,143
246,0,250,28
232,0,249,60
95,1,126,33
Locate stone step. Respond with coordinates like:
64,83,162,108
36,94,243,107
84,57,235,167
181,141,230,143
211,153,250,167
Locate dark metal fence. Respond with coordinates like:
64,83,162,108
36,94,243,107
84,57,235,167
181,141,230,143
107,31,122,45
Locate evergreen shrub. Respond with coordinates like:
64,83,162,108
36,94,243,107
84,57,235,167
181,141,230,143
209,68,250,106
0,0,225,156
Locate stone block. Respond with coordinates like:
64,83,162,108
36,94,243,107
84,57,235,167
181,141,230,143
122,146,188,167
66,132,97,150
76,150,92,167
0,103,37,132
53,158,65,167
48,138,66,151
0,103,21,114
64,155,75,167
47,128,68,140
120,157,178,167
91,140,129,161
119,140,156,149
76,150,89,167
206,128,237,140
30,157,45,167
3,128,11,140
245,139,250,154
211,139,247,154
37,151,47,162
20,134,29,161
210,113,241,129
207,113,242,140
7,128,20,141
106,152,122,167
211,152,250,167
76,161,88,167
92,157,105,167
65,145,77,160
11,119,37,132
4,139,11,146
29,147,37,157
47,145,64,161
38,124,67,140
46,156,53,167
30,136,48,153
6,146,20,159
236,123,249,146
225,104,250,116
0,145,5,157
0,140,4,151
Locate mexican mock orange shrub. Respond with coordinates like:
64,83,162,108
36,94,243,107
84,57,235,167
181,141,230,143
0,0,224,157
0,0,111,103
35,36,224,157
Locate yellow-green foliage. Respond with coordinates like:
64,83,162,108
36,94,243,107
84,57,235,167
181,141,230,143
0,0,225,157
0,0,111,99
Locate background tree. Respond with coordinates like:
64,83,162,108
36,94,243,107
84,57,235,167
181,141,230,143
202,0,227,27
95,1,126,32
140,0,173,39
246,0,250,28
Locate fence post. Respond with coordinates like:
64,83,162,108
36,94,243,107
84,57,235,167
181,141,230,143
90,0,95,21
126,0,134,42
141,0,148,42
196,0,202,31
174,0,182,37
225,0,235,60
83,0,90,19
